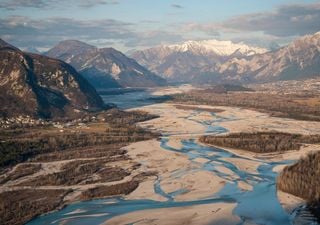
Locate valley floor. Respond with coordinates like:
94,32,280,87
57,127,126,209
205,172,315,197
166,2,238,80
104,103,320,225
2,86,320,225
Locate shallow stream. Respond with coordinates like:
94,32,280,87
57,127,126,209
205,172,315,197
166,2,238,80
27,90,317,225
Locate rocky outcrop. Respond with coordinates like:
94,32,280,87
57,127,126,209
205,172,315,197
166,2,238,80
46,40,167,88
131,32,320,84
219,32,320,82
131,40,267,82
0,39,106,119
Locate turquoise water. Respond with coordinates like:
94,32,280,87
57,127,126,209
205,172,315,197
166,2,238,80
27,137,296,225
100,89,169,110
27,90,317,225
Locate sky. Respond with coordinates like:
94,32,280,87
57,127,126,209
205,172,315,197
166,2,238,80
0,0,320,52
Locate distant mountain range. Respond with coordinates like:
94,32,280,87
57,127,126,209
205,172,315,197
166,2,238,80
131,32,320,83
1,31,319,120
23,47,41,54
131,39,268,82
218,32,320,83
46,40,167,89
0,39,106,119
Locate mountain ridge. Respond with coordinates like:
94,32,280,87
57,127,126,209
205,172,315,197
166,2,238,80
46,40,167,88
218,31,320,82
131,39,268,82
131,33,320,83
0,39,106,119
166,39,267,56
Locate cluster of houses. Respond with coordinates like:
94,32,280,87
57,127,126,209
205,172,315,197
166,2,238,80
0,116,48,129
0,115,105,130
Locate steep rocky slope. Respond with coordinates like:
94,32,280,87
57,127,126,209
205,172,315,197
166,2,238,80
46,40,166,88
132,33,320,83
0,39,105,119
218,32,320,82
131,40,267,82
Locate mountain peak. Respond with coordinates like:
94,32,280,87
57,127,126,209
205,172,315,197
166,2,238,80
0,40,105,119
46,40,96,60
131,39,269,82
56,40,96,49
218,31,320,82
167,39,268,56
46,40,166,88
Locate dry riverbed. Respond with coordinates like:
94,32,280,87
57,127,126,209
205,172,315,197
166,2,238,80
3,98,320,225
101,102,320,225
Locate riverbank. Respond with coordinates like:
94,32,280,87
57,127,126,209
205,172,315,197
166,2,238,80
0,110,160,225
23,97,320,225
125,139,227,202
103,102,320,224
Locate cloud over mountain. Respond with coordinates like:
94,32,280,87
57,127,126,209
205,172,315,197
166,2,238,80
1,2,319,51
222,3,320,37
0,15,184,50
186,3,320,38
0,16,134,48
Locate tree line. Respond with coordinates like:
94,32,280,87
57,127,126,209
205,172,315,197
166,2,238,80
200,132,320,153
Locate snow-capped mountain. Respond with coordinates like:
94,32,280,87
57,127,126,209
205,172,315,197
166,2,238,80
131,39,268,82
218,32,320,82
167,40,267,56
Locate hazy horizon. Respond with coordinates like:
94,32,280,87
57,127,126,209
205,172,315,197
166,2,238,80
1,0,320,52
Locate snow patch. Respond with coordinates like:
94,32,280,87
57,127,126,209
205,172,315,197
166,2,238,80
134,69,144,75
167,39,268,56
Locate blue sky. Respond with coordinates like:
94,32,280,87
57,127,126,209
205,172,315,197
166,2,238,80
0,0,320,51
